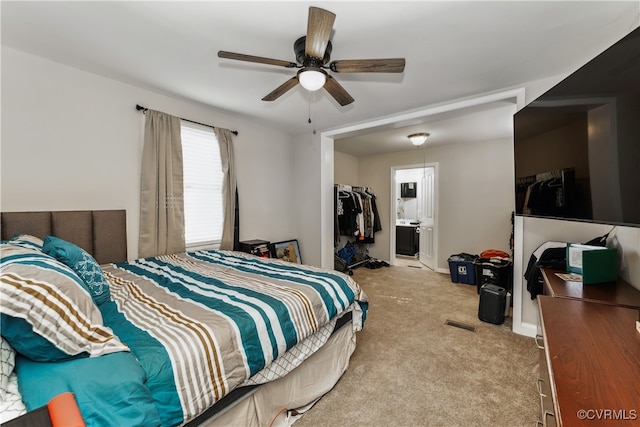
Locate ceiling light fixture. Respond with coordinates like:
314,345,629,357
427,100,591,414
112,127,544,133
298,68,327,91
408,132,430,146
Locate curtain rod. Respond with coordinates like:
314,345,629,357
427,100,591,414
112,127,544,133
136,104,238,136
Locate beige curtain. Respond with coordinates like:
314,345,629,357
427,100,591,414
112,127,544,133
215,128,236,250
139,110,186,258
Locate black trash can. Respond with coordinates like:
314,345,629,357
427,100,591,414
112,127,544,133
473,257,513,294
478,284,507,325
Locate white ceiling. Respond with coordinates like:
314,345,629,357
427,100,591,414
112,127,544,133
2,1,638,156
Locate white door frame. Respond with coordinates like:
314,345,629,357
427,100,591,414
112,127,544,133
390,164,439,269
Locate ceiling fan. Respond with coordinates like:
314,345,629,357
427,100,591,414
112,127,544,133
218,6,406,106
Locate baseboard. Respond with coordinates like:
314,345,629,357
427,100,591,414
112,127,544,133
513,321,537,338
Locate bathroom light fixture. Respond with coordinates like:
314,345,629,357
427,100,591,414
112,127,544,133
408,132,430,146
298,68,327,91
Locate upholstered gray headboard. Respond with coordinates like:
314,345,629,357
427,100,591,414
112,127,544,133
1,210,127,264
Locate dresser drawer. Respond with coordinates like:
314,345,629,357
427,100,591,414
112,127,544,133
535,333,557,427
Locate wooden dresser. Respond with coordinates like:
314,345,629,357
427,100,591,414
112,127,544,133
536,270,640,427
541,268,640,309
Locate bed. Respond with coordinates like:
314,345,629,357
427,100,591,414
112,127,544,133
0,210,368,426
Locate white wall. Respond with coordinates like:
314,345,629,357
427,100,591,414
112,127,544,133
292,131,321,266
334,151,359,186
1,47,297,259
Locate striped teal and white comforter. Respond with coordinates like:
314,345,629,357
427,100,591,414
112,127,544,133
100,249,368,425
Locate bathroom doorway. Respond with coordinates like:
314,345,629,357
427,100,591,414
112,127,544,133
393,164,438,270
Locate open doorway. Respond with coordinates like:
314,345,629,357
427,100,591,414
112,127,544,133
323,88,524,272
392,165,438,270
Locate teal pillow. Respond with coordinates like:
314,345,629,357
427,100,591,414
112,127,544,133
42,236,111,306
1,314,71,362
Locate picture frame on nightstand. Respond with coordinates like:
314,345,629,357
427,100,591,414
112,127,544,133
270,239,302,264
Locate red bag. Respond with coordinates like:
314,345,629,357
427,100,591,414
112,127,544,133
480,249,510,259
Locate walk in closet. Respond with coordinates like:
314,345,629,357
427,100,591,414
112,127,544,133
334,184,383,271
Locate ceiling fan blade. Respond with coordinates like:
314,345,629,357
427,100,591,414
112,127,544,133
324,75,354,106
262,76,300,101
330,58,406,73
305,7,336,60
218,51,298,68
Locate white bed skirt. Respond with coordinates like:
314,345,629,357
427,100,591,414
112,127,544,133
199,322,357,427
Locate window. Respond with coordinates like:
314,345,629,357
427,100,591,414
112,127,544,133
181,121,224,249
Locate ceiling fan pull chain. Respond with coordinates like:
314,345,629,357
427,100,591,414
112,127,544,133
307,93,317,134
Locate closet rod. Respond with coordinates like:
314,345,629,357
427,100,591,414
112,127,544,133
135,104,238,136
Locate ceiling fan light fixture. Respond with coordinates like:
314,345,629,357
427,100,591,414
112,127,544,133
218,7,405,105
298,68,327,91
408,132,430,146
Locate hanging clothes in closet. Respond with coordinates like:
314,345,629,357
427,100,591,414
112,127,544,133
334,184,382,245
515,168,575,217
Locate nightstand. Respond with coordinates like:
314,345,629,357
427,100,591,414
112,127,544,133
239,239,271,258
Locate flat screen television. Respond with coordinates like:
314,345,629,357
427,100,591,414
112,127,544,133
513,26,640,228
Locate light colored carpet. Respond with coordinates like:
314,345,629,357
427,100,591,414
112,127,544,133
294,264,539,427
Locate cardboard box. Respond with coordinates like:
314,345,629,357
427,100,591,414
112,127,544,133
566,244,617,284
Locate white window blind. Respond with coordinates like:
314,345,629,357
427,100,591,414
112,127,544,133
181,121,224,249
